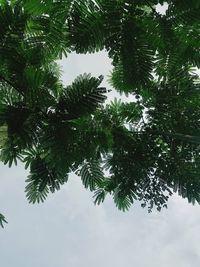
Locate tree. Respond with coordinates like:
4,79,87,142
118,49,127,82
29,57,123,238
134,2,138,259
0,0,199,227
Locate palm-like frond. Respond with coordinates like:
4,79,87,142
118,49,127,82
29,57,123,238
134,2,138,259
78,159,104,191
26,14,70,59
23,65,59,108
57,74,107,119
25,155,68,204
93,188,107,205
113,185,136,212
68,0,105,53
156,147,200,206
110,18,154,92
171,170,200,206
0,213,7,228
167,1,200,26
22,0,72,59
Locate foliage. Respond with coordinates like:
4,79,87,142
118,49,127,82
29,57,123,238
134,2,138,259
0,0,199,227
0,213,7,228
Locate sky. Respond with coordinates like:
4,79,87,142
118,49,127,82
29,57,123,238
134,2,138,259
0,50,200,267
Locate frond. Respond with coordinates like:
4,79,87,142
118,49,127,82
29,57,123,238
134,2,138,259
23,0,50,15
26,14,70,59
57,74,107,119
25,155,68,204
71,112,114,154
107,98,143,125
0,2,28,42
0,138,23,167
107,17,154,92
38,121,80,171
68,0,105,53
113,186,135,212
163,153,200,205
93,188,107,205
167,2,200,26
78,159,104,191
23,65,59,108
0,84,22,106
0,213,7,228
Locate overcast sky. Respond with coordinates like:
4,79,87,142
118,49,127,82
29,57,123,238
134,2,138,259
0,49,200,267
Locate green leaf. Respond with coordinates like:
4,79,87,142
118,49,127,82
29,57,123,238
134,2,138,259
0,213,8,228
57,73,107,119
79,159,104,191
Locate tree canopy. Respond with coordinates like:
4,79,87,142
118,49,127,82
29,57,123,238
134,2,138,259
0,0,199,227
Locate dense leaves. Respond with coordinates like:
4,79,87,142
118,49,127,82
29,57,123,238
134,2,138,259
0,0,199,227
